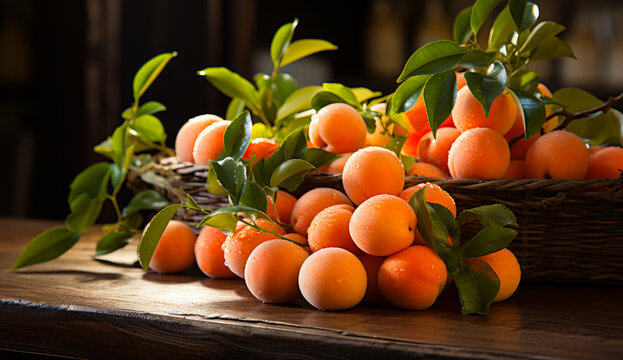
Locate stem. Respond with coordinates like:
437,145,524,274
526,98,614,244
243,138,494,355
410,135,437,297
238,218,307,247
137,137,175,156
107,195,124,226
551,91,623,131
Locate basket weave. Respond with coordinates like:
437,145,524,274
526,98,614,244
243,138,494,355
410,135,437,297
129,156,623,284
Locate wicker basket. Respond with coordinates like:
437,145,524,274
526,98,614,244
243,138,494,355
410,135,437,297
129,156,623,284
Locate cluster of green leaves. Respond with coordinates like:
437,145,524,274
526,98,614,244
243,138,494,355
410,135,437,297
138,110,339,270
197,19,338,141
13,53,177,270
408,188,518,315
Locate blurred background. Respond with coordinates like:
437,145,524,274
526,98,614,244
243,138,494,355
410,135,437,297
1,0,622,221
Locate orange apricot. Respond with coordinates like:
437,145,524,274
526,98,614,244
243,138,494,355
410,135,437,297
244,239,309,303
407,162,448,178
309,103,367,153
265,190,297,225
366,103,392,147
358,253,386,304
175,114,224,163
502,160,526,179
222,218,285,278
308,205,361,255
472,248,521,303
503,113,541,160
283,233,311,253
298,247,367,310
398,183,456,216
377,245,447,310
525,130,589,179
149,220,197,274
404,93,455,136
243,138,279,165
417,128,461,173
588,146,605,157
456,71,467,90
452,87,517,135
349,194,417,256
192,120,231,165
448,127,510,179
290,188,353,235
316,152,353,174
586,146,623,179
342,147,405,205
194,226,236,278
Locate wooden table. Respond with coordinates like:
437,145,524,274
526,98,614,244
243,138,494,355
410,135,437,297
1,218,622,359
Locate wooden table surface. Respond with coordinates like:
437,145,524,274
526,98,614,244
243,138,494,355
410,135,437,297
1,218,622,360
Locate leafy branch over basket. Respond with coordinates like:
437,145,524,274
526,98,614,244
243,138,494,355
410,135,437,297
13,53,177,270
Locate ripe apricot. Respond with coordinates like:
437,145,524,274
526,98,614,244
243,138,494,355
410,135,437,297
193,120,231,165
377,245,447,310
309,103,367,153
417,128,461,173
358,253,386,304
149,220,197,274
194,226,236,278
243,138,279,165
349,194,417,256
298,248,367,310
222,218,285,278
290,188,353,235
448,127,510,179
525,130,589,179
588,146,605,157
472,248,521,303
503,113,541,160
398,183,456,216
265,190,297,225
175,114,224,163
452,87,517,135
283,233,311,253
244,239,309,303
502,160,526,179
407,162,448,178
366,103,393,147
308,205,360,255
586,146,623,179
316,152,353,174
342,147,405,205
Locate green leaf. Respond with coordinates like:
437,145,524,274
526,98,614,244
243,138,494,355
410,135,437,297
408,188,436,251
361,109,380,133
276,86,322,122
510,0,539,31
186,194,202,211
280,128,308,160
270,159,315,188
553,88,623,145
281,39,338,67
390,75,429,114
508,69,540,93
68,162,111,204
508,88,546,139
384,136,407,158
198,67,260,111
138,204,184,270
123,190,169,218
111,122,128,179
322,83,360,108
303,148,340,168
272,73,299,105
226,98,246,120
311,91,350,111
206,163,228,196
423,70,457,137
95,232,134,256
461,226,517,258
12,227,82,270
455,259,500,315
529,36,575,62
133,114,166,142
122,212,143,229
351,87,382,103
519,21,565,54
93,137,114,160
454,6,473,43
488,6,515,51
218,110,252,161
133,52,176,100
271,19,298,67
211,157,247,204
65,193,104,233
398,40,467,82
471,0,503,37
240,180,268,213
429,203,457,242
464,61,508,117
274,111,314,142
457,49,496,68
457,204,517,228
137,101,166,117
122,108,133,120
197,213,238,234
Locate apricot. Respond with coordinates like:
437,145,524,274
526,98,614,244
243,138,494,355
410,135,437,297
452,87,517,135
358,253,386,304
244,239,309,303
349,194,416,256
366,103,393,147
283,233,311,253
175,114,224,163
243,138,279,165
398,183,456,217
193,120,231,165
298,247,367,310
149,220,197,274
471,248,521,303
342,147,405,205
448,127,510,179
407,162,448,178
316,152,353,174
417,128,461,173
308,205,360,255
503,113,541,160
502,160,526,179
222,218,285,278
404,93,455,135
194,226,236,278
525,130,589,179
377,245,447,310
309,103,367,153
265,190,297,225
290,188,353,235
588,146,605,157
586,146,623,179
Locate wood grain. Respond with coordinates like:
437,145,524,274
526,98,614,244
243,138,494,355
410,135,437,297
1,218,622,359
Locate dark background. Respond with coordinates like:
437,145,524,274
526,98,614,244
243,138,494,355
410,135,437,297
1,0,622,221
